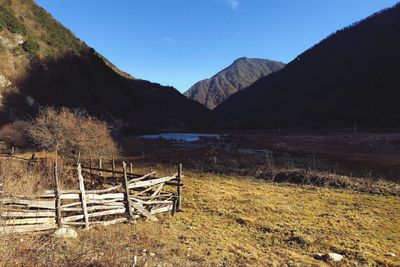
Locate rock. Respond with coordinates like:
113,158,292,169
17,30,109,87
149,252,155,257
314,252,343,262
14,34,24,45
52,227,78,239
385,253,396,257
327,253,343,262
132,255,137,266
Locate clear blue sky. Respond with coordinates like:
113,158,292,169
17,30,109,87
36,0,399,92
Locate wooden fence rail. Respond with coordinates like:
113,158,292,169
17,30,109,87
0,157,183,234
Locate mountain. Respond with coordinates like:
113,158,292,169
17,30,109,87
215,4,400,129
0,0,210,132
184,57,285,109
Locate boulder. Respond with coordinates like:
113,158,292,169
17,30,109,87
327,253,343,262
14,34,24,45
314,252,344,262
385,253,396,257
53,227,78,239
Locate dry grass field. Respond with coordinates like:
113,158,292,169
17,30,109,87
0,164,399,266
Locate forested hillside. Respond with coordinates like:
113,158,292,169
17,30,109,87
215,4,400,129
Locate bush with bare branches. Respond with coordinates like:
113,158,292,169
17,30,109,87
28,107,118,159
0,120,31,148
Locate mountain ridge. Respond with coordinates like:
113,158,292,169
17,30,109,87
184,57,284,109
0,0,210,132
214,3,400,129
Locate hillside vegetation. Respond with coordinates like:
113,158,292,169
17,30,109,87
185,57,284,109
215,3,400,129
0,0,210,132
0,166,398,266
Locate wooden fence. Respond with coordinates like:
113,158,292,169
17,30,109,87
0,157,183,233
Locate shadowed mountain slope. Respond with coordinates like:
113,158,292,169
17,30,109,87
215,4,400,129
0,0,210,132
184,57,284,109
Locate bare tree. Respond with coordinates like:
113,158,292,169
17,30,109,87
28,107,118,159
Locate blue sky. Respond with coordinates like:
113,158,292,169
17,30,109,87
36,0,399,92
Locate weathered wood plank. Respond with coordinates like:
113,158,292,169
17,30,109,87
0,199,55,210
1,192,56,199
62,208,126,222
86,193,124,200
123,162,134,220
58,184,122,194
0,223,56,233
129,198,173,205
177,163,182,211
60,194,80,200
128,171,157,183
60,201,82,208
131,184,162,196
128,176,176,189
50,192,124,200
151,204,173,215
78,164,89,229
1,211,55,218
61,204,124,212
1,217,54,225
86,199,124,205
54,155,62,227
130,193,174,200
150,183,164,197
130,202,158,221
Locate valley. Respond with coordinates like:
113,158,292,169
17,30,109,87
131,130,400,182
0,0,399,266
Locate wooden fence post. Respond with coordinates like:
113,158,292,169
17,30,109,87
177,163,183,211
112,156,115,178
89,149,93,176
76,151,81,165
54,150,62,228
78,163,89,229
98,158,103,176
122,162,133,220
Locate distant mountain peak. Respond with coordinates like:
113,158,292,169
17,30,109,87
184,57,285,109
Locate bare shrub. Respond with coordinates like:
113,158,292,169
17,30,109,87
0,158,51,195
28,107,118,159
0,155,77,195
0,120,31,148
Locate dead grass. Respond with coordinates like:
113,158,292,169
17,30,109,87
0,165,398,266
0,153,77,195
